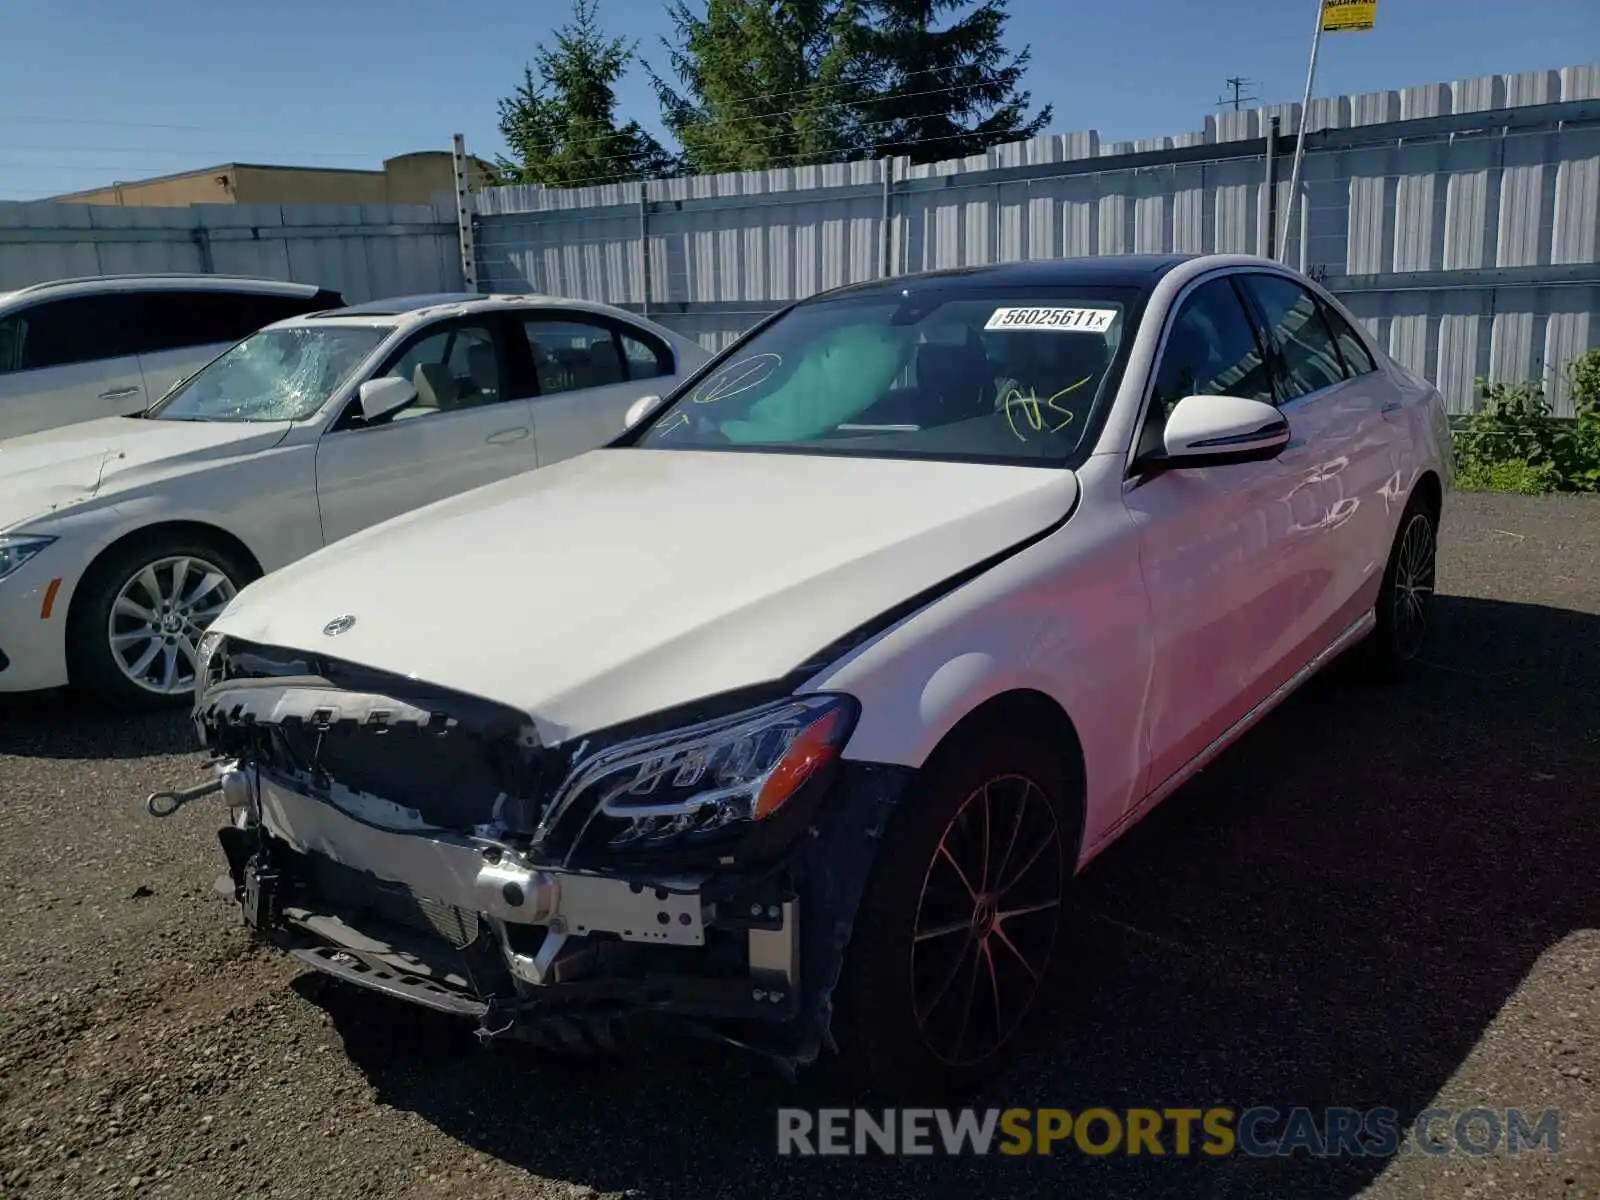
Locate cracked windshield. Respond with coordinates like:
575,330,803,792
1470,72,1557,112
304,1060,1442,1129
149,325,386,422
640,290,1134,464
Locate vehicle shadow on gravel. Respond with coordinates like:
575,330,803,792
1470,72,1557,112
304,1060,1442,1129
0,690,196,760
134,594,1600,1198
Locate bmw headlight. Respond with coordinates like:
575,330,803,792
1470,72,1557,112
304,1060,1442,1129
0,535,55,582
540,694,859,855
195,630,226,692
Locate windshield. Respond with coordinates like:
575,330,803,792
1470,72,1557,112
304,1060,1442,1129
636,286,1140,465
148,325,389,422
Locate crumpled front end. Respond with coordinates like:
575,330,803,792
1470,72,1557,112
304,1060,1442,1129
194,636,907,1067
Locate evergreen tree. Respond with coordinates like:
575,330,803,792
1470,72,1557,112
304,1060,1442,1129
858,0,1050,164
497,0,674,187
648,0,872,174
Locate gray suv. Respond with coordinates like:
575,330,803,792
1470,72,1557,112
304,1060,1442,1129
0,274,344,440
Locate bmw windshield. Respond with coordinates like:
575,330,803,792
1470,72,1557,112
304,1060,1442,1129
148,324,389,422
635,285,1142,466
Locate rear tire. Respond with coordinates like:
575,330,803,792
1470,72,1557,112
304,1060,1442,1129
1359,492,1438,681
832,724,1079,1102
67,533,254,713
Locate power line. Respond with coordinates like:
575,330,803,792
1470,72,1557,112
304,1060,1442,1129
7,74,1035,195
1216,76,1259,111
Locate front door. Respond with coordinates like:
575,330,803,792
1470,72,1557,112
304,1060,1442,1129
314,317,537,545
1124,273,1307,796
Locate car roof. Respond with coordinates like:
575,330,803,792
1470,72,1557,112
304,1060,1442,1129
0,274,327,305
813,254,1201,302
288,291,657,332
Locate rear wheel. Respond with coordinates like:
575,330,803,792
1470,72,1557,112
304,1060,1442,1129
833,725,1078,1102
1360,493,1438,680
68,535,253,712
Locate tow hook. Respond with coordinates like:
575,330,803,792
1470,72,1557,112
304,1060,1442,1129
146,762,252,818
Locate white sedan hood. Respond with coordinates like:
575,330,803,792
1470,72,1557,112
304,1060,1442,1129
213,448,1078,743
0,416,290,529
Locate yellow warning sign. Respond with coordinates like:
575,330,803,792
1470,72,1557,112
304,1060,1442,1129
1321,0,1378,32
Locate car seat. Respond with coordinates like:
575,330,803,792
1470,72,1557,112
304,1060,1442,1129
465,342,499,405
414,362,460,412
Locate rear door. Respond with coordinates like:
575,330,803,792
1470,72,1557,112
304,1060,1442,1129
1234,272,1397,665
516,313,680,465
0,295,148,437
313,314,538,545
135,289,337,402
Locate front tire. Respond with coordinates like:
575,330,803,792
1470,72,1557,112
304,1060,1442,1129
67,534,253,712
833,725,1078,1102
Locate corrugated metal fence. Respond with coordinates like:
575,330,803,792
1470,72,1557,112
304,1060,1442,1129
0,200,463,303
475,62,1600,417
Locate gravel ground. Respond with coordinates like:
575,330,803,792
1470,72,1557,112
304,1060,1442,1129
0,490,1595,1200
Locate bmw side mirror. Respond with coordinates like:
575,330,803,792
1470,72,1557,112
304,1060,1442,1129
357,376,417,423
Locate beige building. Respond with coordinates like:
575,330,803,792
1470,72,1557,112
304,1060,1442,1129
49,151,501,207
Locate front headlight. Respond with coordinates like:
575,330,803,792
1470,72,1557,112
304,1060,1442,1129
195,630,226,692
0,535,56,582
539,694,858,855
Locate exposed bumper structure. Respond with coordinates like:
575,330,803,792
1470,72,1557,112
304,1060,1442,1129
197,656,909,1067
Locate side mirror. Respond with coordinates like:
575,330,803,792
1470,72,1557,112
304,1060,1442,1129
1149,395,1290,470
623,393,664,430
357,376,417,423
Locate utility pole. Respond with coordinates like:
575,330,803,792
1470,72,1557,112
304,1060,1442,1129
1217,77,1259,111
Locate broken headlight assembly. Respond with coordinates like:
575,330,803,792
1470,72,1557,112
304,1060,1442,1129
538,694,859,859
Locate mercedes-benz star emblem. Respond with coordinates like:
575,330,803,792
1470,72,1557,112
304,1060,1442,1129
322,614,357,637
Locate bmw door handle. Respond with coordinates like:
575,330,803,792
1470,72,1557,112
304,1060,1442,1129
99,386,143,400
485,426,531,445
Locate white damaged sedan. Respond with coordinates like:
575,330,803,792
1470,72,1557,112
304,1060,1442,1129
0,292,703,709
187,254,1452,1098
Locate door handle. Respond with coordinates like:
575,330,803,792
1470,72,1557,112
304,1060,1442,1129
485,427,531,445
99,386,143,400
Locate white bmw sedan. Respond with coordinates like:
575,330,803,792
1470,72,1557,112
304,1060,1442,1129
0,292,705,709
188,254,1452,1099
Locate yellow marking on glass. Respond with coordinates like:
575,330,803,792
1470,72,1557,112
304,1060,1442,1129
1002,375,1092,441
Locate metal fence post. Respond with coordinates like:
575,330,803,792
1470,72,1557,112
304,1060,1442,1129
451,133,479,292
640,180,652,317
1264,116,1280,260
880,156,896,279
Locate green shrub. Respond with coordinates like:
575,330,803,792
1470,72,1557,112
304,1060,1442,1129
1455,456,1562,495
1451,349,1600,494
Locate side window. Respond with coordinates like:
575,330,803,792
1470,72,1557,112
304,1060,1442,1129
130,291,318,355
1240,274,1346,401
3,296,143,370
621,330,672,381
1317,299,1377,377
521,319,625,395
1148,277,1275,426
0,316,26,374
127,292,218,354
377,322,504,419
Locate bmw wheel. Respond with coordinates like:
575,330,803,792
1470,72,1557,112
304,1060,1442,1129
68,534,254,712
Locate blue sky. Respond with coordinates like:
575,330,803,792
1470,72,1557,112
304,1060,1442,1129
0,0,1594,200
